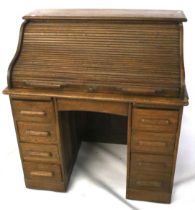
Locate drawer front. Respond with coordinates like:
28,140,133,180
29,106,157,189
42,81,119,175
129,171,171,191
23,162,62,182
131,131,176,154
132,108,179,133
21,143,60,163
131,153,173,174
17,122,57,144
12,100,55,123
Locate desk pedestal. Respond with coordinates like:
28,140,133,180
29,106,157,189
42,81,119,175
9,95,183,203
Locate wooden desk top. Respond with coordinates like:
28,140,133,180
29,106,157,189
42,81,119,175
3,87,189,106
23,9,187,22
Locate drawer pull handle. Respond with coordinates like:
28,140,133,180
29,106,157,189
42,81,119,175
137,161,167,168
28,151,52,157
138,140,167,147
141,118,170,126
30,171,53,177
20,110,46,116
136,180,161,188
26,130,50,137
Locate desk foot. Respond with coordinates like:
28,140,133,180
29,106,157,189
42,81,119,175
126,188,171,203
25,179,67,192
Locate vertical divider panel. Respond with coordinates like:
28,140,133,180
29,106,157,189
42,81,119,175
54,99,81,191
126,103,132,194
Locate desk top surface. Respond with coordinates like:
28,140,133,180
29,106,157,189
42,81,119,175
23,9,187,22
3,87,189,106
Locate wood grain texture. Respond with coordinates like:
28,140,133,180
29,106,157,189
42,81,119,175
7,20,29,88
131,153,173,174
127,106,181,203
169,107,184,196
20,143,60,163
3,87,189,106
25,179,66,191
132,108,179,132
10,97,68,192
57,111,81,190
12,99,55,122
131,131,176,154
17,121,57,144
126,188,171,203
57,98,128,116
11,19,184,97
23,162,62,182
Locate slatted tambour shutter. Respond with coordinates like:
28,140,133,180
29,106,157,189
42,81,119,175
12,20,181,97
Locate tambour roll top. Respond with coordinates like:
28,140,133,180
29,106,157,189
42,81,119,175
8,9,187,98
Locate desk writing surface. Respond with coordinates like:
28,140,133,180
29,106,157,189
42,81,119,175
4,9,188,204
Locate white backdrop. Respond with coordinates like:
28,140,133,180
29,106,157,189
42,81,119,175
0,1,194,210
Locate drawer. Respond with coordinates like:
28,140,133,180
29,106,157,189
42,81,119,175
132,108,179,133
129,171,171,191
23,162,62,182
12,100,55,123
21,143,60,163
131,153,173,174
131,131,176,154
17,122,57,144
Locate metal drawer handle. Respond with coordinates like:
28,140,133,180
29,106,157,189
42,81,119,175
141,118,170,126
30,171,53,177
20,110,46,116
138,140,167,147
26,130,50,137
28,151,52,157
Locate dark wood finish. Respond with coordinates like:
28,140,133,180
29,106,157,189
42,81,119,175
82,112,127,144
3,10,189,203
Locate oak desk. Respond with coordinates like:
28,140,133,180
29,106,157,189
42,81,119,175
3,9,188,203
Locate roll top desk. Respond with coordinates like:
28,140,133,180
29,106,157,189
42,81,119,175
3,9,188,203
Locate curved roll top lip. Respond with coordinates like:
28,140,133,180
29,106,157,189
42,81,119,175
23,9,187,22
